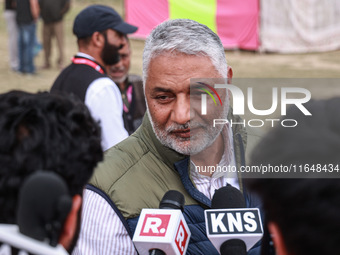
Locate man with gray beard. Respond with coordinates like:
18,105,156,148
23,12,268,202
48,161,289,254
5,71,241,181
73,19,262,255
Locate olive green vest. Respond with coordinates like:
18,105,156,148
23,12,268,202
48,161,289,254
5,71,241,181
90,113,262,219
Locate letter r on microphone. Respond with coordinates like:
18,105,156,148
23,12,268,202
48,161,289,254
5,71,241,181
175,220,189,255
133,209,191,255
140,214,171,237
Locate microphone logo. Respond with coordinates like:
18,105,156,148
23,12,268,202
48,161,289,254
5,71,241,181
175,220,189,255
140,214,171,237
206,209,262,235
133,209,191,255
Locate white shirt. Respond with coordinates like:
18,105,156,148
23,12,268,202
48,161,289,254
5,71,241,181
73,124,238,255
78,53,128,151
0,224,68,255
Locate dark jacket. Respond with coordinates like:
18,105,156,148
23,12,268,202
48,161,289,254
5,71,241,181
39,0,69,24
5,0,16,10
51,56,107,102
121,74,146,135
16,0,33,25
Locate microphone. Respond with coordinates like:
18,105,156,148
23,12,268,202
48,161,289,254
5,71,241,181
133,190,191,255
17,171,72,247
205,186,263,255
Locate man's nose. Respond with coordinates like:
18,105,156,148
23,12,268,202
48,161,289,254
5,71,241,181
171,96,191,124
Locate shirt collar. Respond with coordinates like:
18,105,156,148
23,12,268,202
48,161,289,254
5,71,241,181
76,52,95,61
190,120,238,180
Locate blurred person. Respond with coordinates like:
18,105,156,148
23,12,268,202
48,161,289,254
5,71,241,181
16,0,39,74
51,5,138,150
33,34,43,57
3,0,19,71
247,97,340,255
39,0,70,69
108,36,146,134
74,19,262,255
0,90,103,254
32,21,43,58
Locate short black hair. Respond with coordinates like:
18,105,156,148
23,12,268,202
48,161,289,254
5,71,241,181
0,91,103,224
247,97,340,255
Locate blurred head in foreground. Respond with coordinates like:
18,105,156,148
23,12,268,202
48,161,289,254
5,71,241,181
0,91,103,252
247,97,340,255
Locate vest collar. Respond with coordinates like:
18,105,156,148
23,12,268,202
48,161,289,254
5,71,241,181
137,110,247,194
138,114,188,171
138,110,247,170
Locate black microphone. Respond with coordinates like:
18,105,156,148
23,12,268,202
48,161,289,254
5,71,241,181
211,185,246,209
159,190,185,212
133,190,191,255
205,186,263,255
17,171,72,247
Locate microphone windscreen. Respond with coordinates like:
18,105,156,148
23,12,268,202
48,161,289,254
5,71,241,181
159,190,185,211
17,171,72,245
211,185,246,209
220,239,247,255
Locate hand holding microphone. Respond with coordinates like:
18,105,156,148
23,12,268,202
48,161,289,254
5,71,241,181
133,190,191,255
205,186,263,255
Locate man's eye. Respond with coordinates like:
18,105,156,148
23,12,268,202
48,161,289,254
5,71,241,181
157,95,169,100
154,95,173,103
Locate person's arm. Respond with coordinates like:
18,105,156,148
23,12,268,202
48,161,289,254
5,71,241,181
85,78,129,151
72,189,137,255
29,0,39,21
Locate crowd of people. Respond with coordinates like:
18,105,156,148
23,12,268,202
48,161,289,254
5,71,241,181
4,0,68,74
1,3,339,255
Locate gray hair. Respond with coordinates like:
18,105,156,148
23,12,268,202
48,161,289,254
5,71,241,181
142,19,228,82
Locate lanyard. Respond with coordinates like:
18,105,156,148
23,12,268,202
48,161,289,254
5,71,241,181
123,84,133,113
71,57,105,74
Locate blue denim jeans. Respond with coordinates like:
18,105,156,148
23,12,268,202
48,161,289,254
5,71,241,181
18,22,36,74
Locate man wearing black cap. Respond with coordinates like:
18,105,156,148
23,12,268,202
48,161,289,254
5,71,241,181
51,5,138,151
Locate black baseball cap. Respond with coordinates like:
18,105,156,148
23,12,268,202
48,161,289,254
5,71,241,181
73,5,138,38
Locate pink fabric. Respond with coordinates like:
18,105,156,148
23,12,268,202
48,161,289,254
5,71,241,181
125,0,259,50
125,0,169,39
216,0,259,50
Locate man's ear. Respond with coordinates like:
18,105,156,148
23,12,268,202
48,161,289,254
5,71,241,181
268,222,289,255
58,195,82,250
227,66,233,84
92,31,105,48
